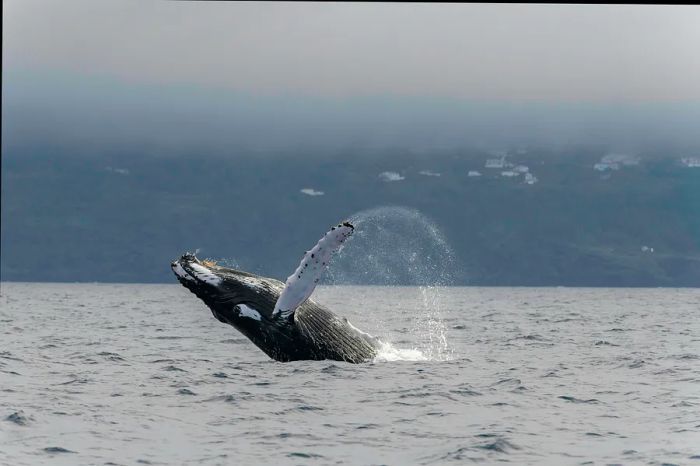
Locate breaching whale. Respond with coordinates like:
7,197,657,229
171,222,379,363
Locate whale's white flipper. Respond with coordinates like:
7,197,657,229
273,222,354,319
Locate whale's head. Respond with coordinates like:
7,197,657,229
171,253,225,290
171,253,281,324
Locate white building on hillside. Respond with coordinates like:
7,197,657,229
300,188,324,196
378,171,405,182
485,157,505,169
594,153,640,171
594,162,619,171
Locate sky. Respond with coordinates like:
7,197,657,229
4,2,700,152
5,2,700,101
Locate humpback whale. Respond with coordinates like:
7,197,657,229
171,222,379,363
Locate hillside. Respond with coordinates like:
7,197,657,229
2,145,699,286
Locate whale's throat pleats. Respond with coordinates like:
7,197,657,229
294,305,377,363
273,222,354,319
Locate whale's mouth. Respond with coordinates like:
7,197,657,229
171,254,223,288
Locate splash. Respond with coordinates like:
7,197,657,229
373,342,428,362
327,206,459,361
328,206,458,286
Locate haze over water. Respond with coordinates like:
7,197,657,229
2,283,698,465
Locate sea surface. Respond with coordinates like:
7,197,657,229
1,283,699,465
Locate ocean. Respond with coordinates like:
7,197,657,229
1,283,698,465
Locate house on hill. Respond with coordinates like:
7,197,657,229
485,157,505,169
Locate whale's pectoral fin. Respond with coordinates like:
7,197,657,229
273,221,354,319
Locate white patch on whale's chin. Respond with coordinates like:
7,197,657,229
173,263,195,281
238,304,262,321
189,263,223,286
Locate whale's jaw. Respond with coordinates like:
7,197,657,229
171,254,223,290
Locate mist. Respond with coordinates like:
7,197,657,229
5,69,700,158
5,2,700,157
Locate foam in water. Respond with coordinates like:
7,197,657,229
373,342,428,362
327,206,459,361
